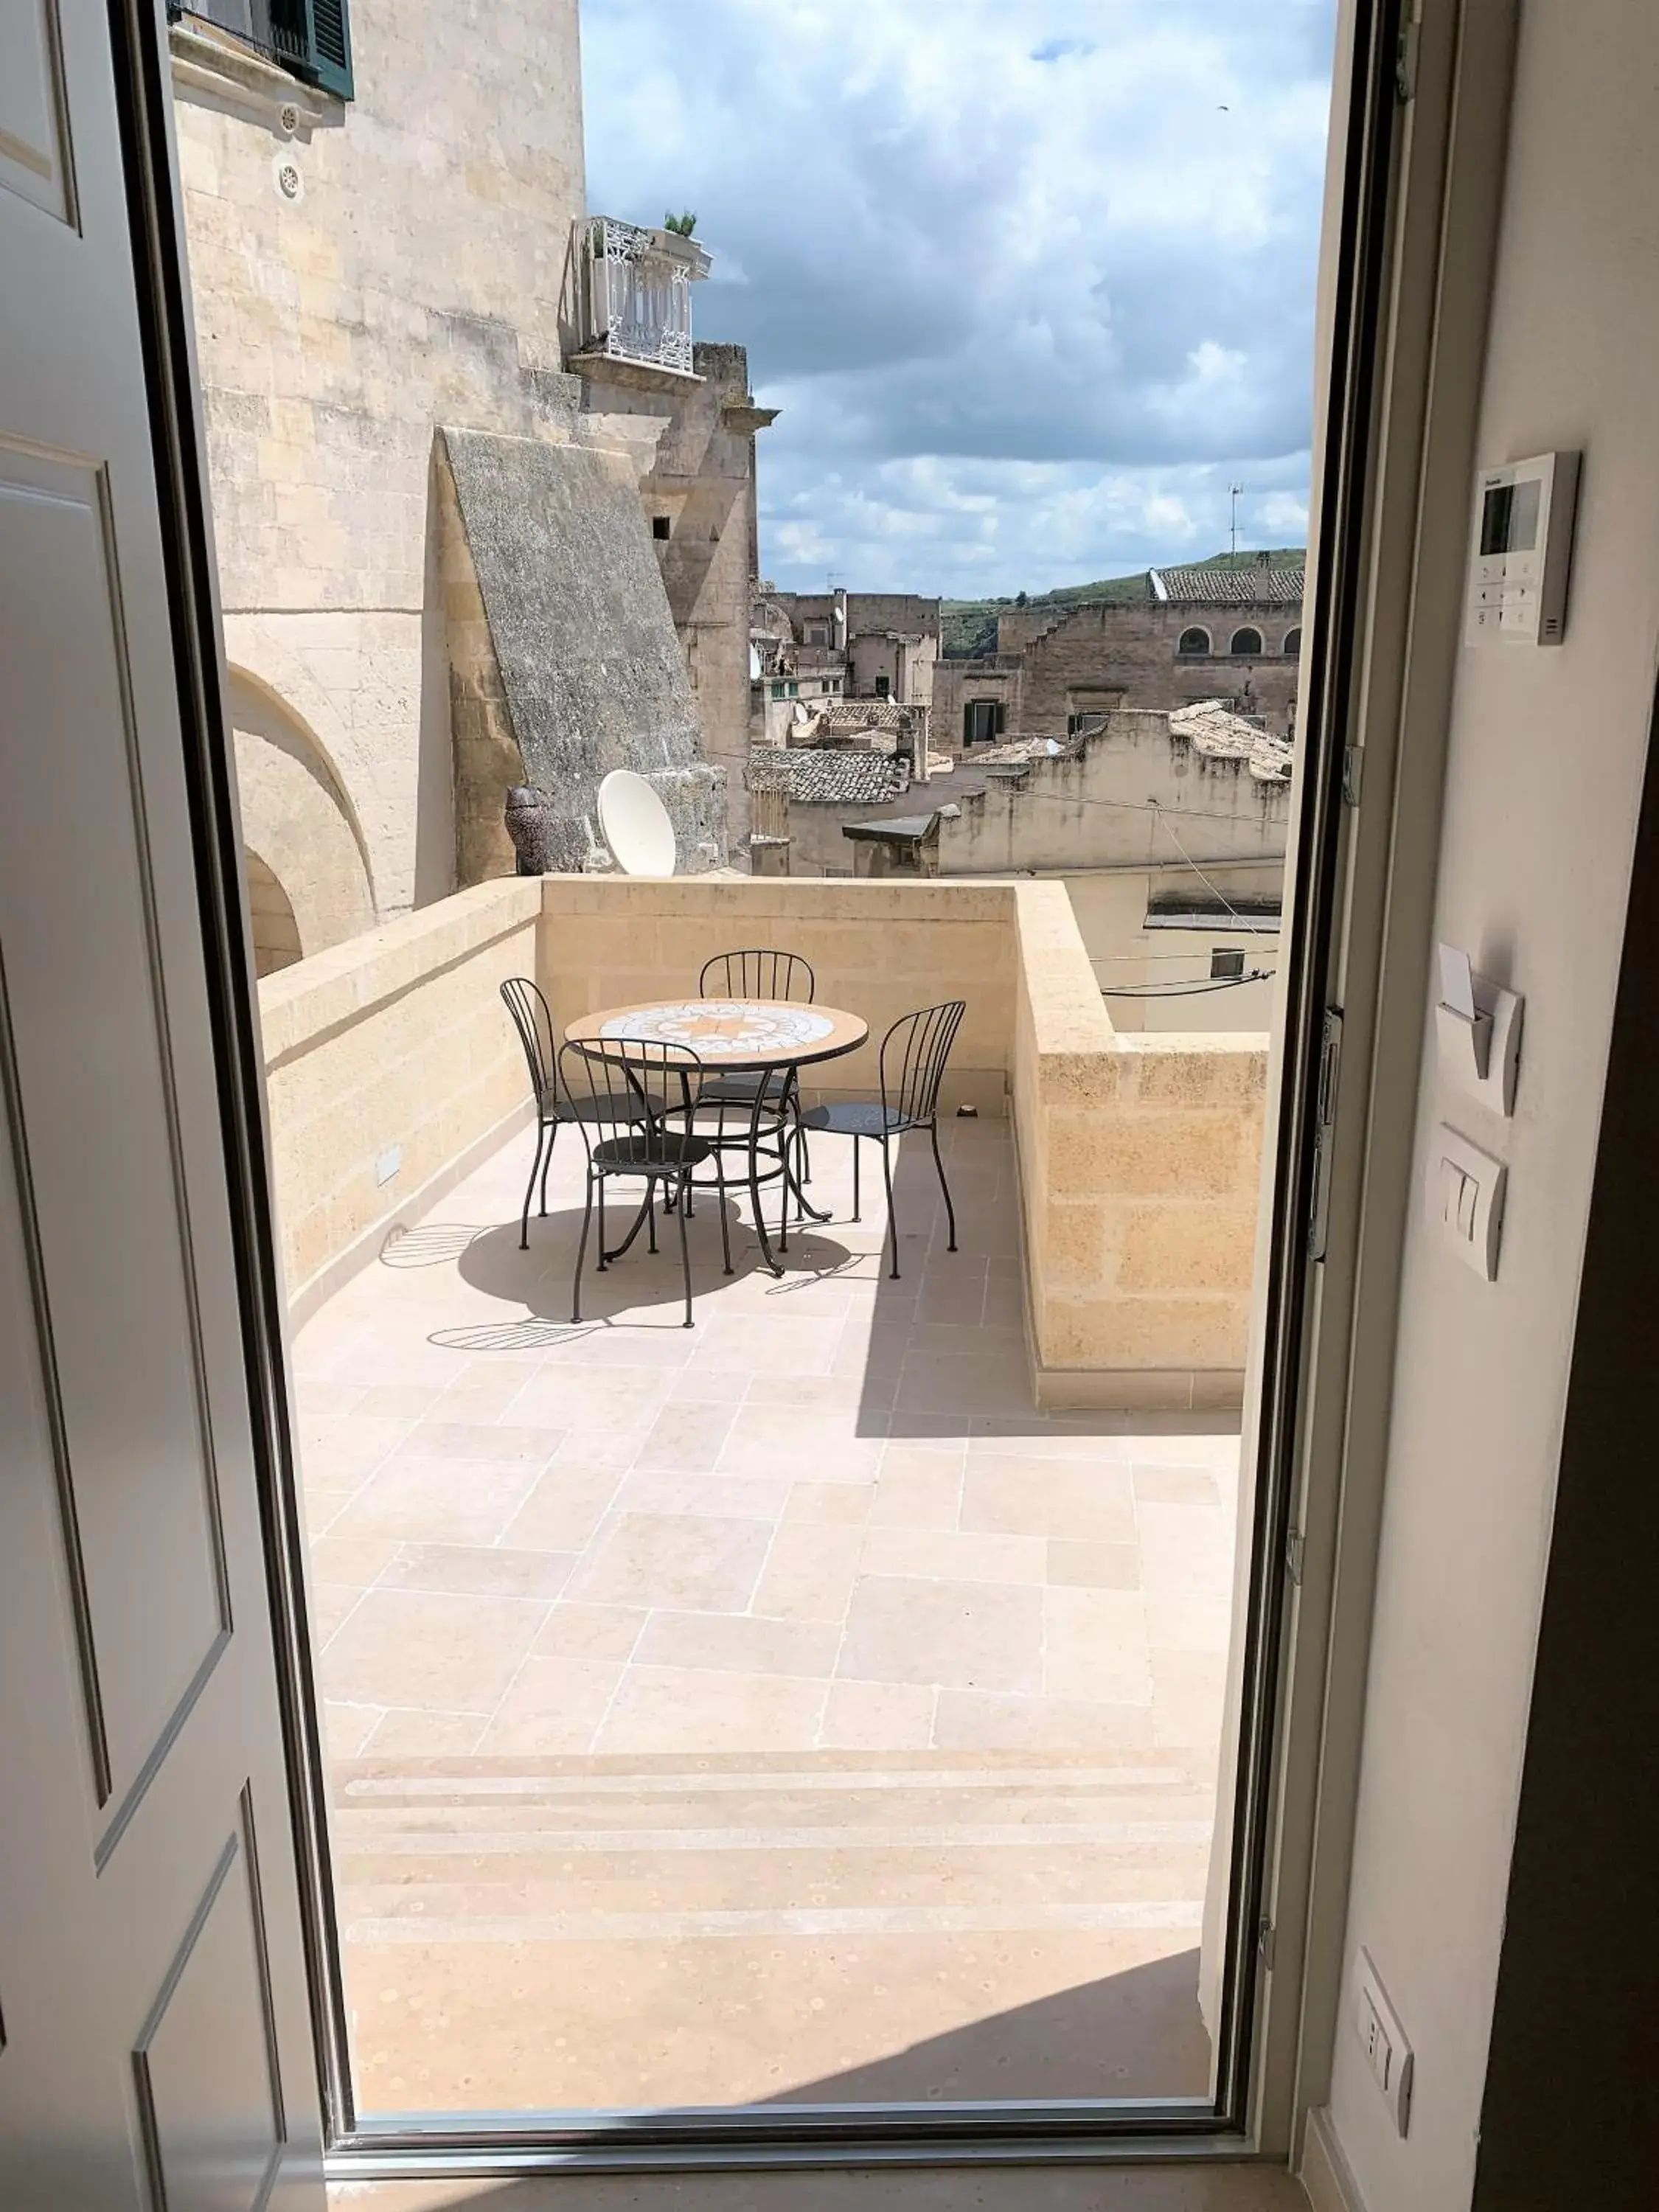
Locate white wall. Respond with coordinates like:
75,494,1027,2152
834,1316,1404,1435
1326,6,1659,2206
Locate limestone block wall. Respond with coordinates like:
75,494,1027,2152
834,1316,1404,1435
172,0,585,919
1012,882,1267,1412
935,599,1301,745
535,876,1016,1116
257,879,540,1311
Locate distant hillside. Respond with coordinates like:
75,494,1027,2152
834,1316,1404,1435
941,548,1307,658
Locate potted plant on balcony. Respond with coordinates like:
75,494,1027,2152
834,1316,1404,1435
652,211,712,279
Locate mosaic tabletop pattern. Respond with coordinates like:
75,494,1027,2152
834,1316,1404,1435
574,1000,865,1067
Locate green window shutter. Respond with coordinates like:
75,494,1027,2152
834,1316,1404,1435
307,0,353,98
271,0,353,99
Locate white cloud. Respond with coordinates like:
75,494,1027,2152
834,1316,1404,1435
582,0,1338,593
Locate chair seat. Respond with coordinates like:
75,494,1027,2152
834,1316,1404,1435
591,1131,712,1174
546,1090,643,1125
695,1071,791,1105
800,1101,909,1139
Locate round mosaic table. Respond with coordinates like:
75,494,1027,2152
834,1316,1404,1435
563,999,869,1275
564,998,867,1074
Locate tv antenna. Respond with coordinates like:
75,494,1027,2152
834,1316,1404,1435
1228,484,1245,561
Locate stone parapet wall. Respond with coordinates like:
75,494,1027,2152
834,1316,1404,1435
258,878,540,1311
536,876,1015,1116
1012,881,1267,1412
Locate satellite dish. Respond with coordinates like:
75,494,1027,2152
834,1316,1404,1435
597,768,677,877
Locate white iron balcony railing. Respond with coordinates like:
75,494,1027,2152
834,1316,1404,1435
571,216,711,378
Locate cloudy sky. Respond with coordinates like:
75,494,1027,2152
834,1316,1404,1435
580,1,1338,598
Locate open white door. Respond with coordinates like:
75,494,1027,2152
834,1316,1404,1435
0,4,324,2206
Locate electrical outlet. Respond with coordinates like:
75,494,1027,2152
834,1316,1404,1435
1354,1949,1413,2137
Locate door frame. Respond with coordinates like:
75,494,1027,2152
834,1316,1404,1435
108,0,1500,2177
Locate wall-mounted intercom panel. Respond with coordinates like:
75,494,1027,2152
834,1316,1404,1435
1464,449,1580,647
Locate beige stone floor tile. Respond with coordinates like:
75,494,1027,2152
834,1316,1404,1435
668,1365,751,1404
750,1523,866,1621
475,1656,625,1754
530,1601,647,1661
959,1458,1138,1541
1044,1587,1154,1705
969,1423,1135,1461
319,1587,546,1713
610,1468,793,1523
869,1444,966,1528
933,1689,1158,1750
894,1350,1037,1419
818,1677,937,1750
375,1542,577,1602
299,1412,415,1486
384,1419,566,1468
1151,1649,1231,1746
838,1575,1043,1692
360,1707,487,1757
595,1664,828,1753
717,1402,884,1483
327,1458,543,1549
310,1581,366,1648
1133,1463,1224,1506
695,1311,846,1376
782,1480,874,1526
322,1699,382,1761
742,1372,880,1413
505,1362,678,1430
307,1530,400,1588
1047,1539,1143,1590
347,1382,442,1421
632,1610,841,1678
860,1526,1048,1585
568,1511,774,1612
548,1424,654,1470
1136,1503,1236,1594
633,1397,739,1470
1143,1587,1234,1655
498,1461,625,1552
426,1357,548,1424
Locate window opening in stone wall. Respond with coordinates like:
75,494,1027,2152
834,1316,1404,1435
1178,625,1211,655
1230,625,1264,655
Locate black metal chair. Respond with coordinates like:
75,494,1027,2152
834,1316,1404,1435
500,977,644,1251
799,1000,966,1279
689,947,817,1236
559,1037,723,1328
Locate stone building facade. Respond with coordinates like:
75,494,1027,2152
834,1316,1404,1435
752,589,940,728
169,1,765,970
934,555,1304,756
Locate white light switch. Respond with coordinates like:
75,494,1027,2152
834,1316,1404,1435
1354,1949,1414,2138
1429,1124,1506,1279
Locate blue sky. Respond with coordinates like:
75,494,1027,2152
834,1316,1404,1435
580,1,1338,597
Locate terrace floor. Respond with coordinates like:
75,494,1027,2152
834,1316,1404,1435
291,1113,1240,2116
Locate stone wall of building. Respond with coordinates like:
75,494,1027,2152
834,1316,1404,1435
935,588,1301,749
171,0,586,922
573,342,772,851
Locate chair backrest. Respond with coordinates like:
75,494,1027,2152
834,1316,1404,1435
698,947,816,1004
879,1000,967,1127
557,1036,701,1160
501,976,557,1104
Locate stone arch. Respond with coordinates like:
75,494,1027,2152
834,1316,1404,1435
228,668,376,965
1230,625,1264,656
243,848,302,978
1283,625,1302,656
1177,626,1211,656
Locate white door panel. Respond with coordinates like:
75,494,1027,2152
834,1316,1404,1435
0,5,324,2207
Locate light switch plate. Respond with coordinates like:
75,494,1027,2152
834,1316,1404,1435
1354,1949,1413,2138
1434,970,1523,1116
1429,1124,1506,1279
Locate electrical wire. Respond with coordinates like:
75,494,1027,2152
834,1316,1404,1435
1101,968,1275,999
1147,799,1248,924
